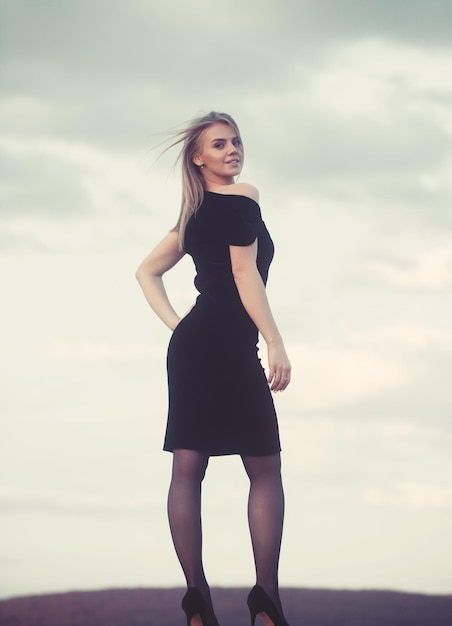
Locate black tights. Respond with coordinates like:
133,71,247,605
167,450,285,614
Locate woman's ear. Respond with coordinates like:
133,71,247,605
193,154,203,167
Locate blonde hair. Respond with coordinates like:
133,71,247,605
164,111,242,250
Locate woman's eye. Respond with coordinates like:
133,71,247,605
214,143,224,149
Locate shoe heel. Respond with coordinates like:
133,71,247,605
182,587,219,626
247,591,257,626
182,588,205,626
247,585,290,626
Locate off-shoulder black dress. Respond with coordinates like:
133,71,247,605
164,191,281,456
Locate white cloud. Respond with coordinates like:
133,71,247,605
345,323,452,351
364,482,452,509
0,486,159,515
279,340,411,412
368,246,452,289
47,339,166,360
148,0,280,29
305,38,452,119
277,322,452,414
0,95,59,132
0,134,162,215
382,422,442,439
281,417,361,473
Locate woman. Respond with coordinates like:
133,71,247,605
136,112,292,626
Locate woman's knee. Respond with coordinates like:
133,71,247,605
172,449,209,482
241,453,281,481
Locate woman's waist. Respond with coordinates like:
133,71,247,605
187,295,257,336
194,292,252,316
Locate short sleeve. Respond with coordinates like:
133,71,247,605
225,200,261,246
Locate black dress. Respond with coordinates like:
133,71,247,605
164,191,281,456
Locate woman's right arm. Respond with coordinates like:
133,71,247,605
230,240,291,392
135,230,185,331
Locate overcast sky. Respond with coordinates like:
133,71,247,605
1,0,452,599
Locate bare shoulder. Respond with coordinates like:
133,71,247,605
230,182,260,203
210,182,260,202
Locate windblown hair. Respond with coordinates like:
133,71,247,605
164,111,242,250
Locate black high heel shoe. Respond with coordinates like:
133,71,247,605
247,585,291,626
181,587,219,626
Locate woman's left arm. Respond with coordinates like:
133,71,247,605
135,230,186,331
230,240,291,392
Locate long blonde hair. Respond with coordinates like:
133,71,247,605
164,111,241,250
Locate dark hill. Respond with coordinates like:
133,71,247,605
1,587,451,626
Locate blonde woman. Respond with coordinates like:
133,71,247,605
136,112,292,626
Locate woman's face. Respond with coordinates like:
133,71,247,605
194,122,243,185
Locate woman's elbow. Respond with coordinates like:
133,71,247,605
135,261,152,283
135,261,162,283
231,265,259,283
135,263,145,282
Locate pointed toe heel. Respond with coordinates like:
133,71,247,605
182,587,219,626
247,585,291,626
182,587,205,625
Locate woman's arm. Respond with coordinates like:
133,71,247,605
230,240,291,392
135,230,185,331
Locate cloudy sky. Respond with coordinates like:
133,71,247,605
1,0,452,600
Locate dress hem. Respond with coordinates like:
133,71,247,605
163,446,282,457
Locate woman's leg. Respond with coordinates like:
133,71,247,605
242,453,285,612
167,448,219,624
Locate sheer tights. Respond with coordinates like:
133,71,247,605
167,449,285,620
243,453,285,614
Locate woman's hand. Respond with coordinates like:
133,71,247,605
173,303,195,330
135,231,185,330
170,316,181,331
267,339,291,392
